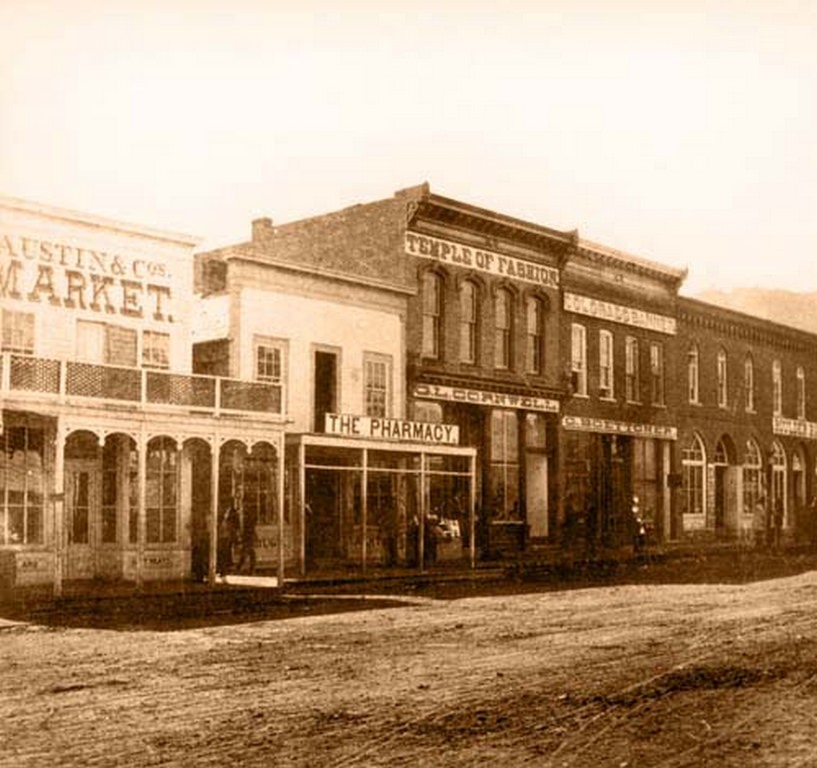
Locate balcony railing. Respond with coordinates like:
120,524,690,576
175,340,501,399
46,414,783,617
0,353,283,419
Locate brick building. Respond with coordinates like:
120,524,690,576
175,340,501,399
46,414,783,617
677,297,817,544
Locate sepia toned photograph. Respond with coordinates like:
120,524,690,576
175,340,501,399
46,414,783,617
2,1,817,765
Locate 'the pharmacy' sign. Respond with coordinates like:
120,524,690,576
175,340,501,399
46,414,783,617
325,413,460,445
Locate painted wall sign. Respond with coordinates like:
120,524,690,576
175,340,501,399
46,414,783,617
0,232,174,322
405,231,559,289
562,415,677,440
564,292,676,336
325,413,460,445
413,383,560,413
773,416,817,440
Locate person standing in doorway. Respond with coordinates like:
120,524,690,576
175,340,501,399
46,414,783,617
217,503,240,578
237,504,258,575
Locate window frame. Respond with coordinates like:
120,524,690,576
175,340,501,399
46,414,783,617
254,336,288,386
1,309,35,355
363,352,392,418
687,344,700,404
459,280,479,365
650,341,664,406
570,323,587,397
744,355,755,413
717,348,728,409
599,329,614,399
494,287,513,370
422,271,443,360
142,330,170,370
526,295,545,375
772,359,782,416
625,336,640,403
797,366,806,420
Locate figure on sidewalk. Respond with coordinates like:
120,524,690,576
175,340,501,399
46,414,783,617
236,504,258,575
217,502,240,577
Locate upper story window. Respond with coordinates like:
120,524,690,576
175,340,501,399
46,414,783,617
772,359,782,416
76,320,137,367
625,336,640,402
142,331,170,370
599,330,614,399
1,310,34,355
494,288,513,369
687,344,700,404
717,349,728,409
526,296,545,375
255,338,287,385
459,280,478,365
797,366,806,420
650,342,664,405
364,353,392,418
744,355,755,412
570,323,587,396
422,272,443,360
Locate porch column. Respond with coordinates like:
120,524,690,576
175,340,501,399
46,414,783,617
299,441,306,577
361,448,368,574
277,437,285,587
52,420,67,598
662,441,672,542
136,430,147,590
209,437,219,583
418,453,426,572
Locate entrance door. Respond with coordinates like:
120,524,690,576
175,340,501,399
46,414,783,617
314,350,338,432
526,453,548,538
66,459,101,580
714,465,726,535
306,470,340,562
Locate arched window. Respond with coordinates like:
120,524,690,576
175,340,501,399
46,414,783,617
772,360,782,416
526,296,545,374
743,439,763,515
146,437,179,543
682,433,706,518
744,355,755,412
717,348,728,408
797,366,806,420
422,272,443,360
459,280,478,364
494,288,513,369
687,345,700,404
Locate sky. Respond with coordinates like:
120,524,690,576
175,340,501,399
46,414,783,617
1,0,815,295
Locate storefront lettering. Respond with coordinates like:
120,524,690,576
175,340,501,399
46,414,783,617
0,233,174,322
562,415,677,440
564,292,676,336
325,413,460,445
405,232,559,289
413,383,560,413
773,416,817,440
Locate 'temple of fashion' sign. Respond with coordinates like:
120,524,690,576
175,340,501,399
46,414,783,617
564,292,676,336
325,413,460,445
405,231,560,289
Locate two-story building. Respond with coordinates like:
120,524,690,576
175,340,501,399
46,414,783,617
0,196,286,595
193,203,477,576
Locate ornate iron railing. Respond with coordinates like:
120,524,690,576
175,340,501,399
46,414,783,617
1,353,283,419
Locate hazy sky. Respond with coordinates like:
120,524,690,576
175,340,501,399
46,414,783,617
2,0,815,295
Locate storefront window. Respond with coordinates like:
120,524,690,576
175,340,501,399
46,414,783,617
0,425,45,545
632,439,658,526
243,446,279,526
489,410,519,520
743,440,763,515
146,437,178,543
682,433,705,517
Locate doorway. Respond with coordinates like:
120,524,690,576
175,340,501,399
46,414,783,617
314,350,339,432
66,459,101,580
305,469,341,562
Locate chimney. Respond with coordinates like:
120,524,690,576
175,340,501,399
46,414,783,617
252,217,274,242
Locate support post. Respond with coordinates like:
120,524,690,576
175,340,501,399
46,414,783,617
362,448,368,575
52,419,66,598
277,437,285,588
209,438,219,583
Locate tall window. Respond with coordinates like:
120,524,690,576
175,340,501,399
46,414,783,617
743,440,763,516
687,344,700,404
459,280,478,364
0,424,45,545
625,336,640,402
717,349,728,409
681,433,706,518
571,323,587,396
364,353,391,417
1,310,35,354
255,338,286,385
145,437,178,544
142,331,170,369
599,330,614,399
744,355,755,412
797,366,806,420
494,288,513,369
526,296,544,374
489,410,519,521
772,360,782,416
76,321,137,367
422,272,442,360
650,342,664,405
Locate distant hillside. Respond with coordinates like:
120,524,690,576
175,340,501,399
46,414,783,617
695,289,817,335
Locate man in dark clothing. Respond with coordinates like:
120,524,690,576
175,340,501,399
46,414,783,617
236,505,258,574
217,505,240,577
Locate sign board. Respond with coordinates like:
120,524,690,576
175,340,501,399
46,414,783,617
562,415,677,440
564,292,676,336
413,383,560,413
324,413,460,445
773,416,817,440
405,231,559,289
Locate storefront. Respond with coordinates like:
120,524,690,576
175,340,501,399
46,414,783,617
284,415,476,574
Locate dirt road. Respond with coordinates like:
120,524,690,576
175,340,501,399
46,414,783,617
3,570,817,767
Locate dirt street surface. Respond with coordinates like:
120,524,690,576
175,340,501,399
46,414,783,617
4,558,817,766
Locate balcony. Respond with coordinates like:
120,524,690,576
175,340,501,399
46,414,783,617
0,353,283,420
